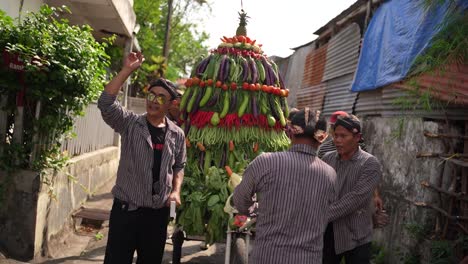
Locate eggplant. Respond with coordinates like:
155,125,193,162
223,59,230,82
261,58,272,85
183,118,191,135
251,94,259,118
190,88,205,114
229,92,237,112
268,65,278,85
241,59,249,82
279,74,285,89
196,55,211,77
219,146,227,167
249,58,258,84
199,151,205,171
206,88,220,107
218,55,227,82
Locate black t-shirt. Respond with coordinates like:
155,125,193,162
147,121,166,194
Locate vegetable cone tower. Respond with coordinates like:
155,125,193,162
177,10,291,244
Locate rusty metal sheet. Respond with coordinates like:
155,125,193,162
296,83,327,111
394,63,468,106
303,44,328,88
381,86,468,120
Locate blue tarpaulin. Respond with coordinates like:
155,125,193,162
351,0,466,92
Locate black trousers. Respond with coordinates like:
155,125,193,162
104,199,170,264
323,223,371,264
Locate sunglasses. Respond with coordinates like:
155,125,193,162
147,93,169,105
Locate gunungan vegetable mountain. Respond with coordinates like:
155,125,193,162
177,10,291,244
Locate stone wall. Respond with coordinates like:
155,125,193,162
362,117,462,262
0,146,119,261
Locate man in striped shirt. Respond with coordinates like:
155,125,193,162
322,115,382,264
98,52,186,264
233,108,337,264
318,111,383,211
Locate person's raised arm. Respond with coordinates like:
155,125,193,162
98,52,145,134
105,52,144,96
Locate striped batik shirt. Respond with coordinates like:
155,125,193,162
233,144,337,264
322,148,381,254
98,91,186,209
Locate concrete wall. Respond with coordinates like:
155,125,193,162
0,146,119,260
362,117,462,262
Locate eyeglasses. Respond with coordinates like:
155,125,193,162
147,93,168,105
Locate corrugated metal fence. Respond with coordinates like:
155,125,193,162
60,103,116,156
293,21,468,121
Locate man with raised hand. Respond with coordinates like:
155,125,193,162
98,52,186,264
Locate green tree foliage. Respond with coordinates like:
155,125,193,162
110,0,211,96
0,6,111,171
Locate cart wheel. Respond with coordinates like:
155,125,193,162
230,234,248,264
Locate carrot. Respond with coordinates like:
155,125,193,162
225,165,233,177
197,142,206,152
186,138,191,148
229,140,235,152
253,142,259,153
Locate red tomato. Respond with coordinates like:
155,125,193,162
231,82,237,90
185,79,192,87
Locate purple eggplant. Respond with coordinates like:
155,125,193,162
229,92,237,112
261,58,272,85
190,88,205,114
268,65,278,85
223,59,230,82
206,88,220,107
249,58,258,84
219,146,227,167
183,118,191,135
279,74,285,89
199,151,205,171
196,55,211,77
241,59,249,82
218,55,227,82
251,94,259,118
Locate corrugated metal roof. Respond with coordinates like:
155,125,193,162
296,83,327,110
354,89,383,117
393,63,468,106
381,86,468,120
322,23,361,81
322,74,358,117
